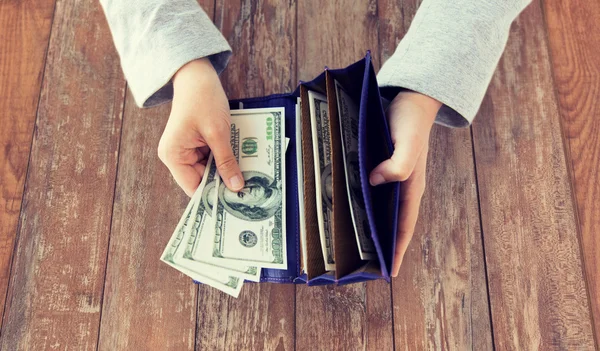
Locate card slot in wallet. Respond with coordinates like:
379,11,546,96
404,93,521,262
326,53,393,283
298,83,328,280
325,70,364,279
299,72,365,284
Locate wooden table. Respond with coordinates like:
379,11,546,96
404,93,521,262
1,0,598,349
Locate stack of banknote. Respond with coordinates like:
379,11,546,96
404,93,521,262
304,82,376,274
160,107,288,298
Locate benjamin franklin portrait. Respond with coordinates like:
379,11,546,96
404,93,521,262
201,179,217,216
321,164,333,211
218,170,282,221
346,151,365,210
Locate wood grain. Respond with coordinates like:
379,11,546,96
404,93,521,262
544,0,600,342
472,2,595,349
0,0,55,329
1,0,597,348
390,126,493,350
96,2,214,350
216,0,296,99
296,1,393,350
196,1,296,350
96,99,197,350
0,0,126,349
377,1,493,349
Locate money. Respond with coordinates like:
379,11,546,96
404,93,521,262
202,108,288,269
160,199,243,298
295,98,308,273
334,80,376,260
308,90,335,271
175,154,262,282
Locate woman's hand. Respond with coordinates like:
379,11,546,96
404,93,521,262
158,58,244,197
369,91,441,277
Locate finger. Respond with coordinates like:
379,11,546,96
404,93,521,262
370,95,435,186
204,123,244,191
369,146,420,185
195,148,209,166
158,136,205,196
369,125,428,187
192,162,206,176
197,145,210,160
391,147,428,277
168,163,203,197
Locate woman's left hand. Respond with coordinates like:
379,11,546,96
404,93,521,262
369,91,441,277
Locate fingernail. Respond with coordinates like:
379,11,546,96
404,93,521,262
229,175,243,190
370,173,385,186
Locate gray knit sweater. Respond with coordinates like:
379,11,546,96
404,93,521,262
100,0,531,127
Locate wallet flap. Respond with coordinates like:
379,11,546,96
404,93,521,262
359,56,400,279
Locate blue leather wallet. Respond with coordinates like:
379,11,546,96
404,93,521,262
208,52,400,286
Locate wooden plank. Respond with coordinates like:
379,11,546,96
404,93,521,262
472,2,595,349
377,1,493,349
389,126,493,350
216,0,296,100
0,0,126,348
296,1,394,350
544,0,600,342
96,99,197,350
0,0,55,330
96,1,214,350
196,1,296,350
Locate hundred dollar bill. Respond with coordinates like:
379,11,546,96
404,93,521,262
203,107,287,269
295,98,308,272
334,80,376,260
241,102,291,154
308,90,335,271
160,199,243,298
175,154,261,282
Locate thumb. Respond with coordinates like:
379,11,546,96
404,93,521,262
205,124,245,191
369,96,436,186
369,146,420,186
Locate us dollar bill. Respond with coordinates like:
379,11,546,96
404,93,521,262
308,90,335,271
295,98,308,273
160,199,243,298
174,154,262,282
334,80,376,260
201,108,287,269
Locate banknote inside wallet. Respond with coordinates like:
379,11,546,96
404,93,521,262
299,84,327,279
325,53,400,280
325,71,364,279
299,73,368,281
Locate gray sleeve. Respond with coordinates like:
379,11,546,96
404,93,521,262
377,0,532,127
100,0,231,108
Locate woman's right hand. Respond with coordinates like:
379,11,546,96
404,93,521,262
158,58,244,197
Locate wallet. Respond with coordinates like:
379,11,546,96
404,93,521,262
207,52,400,286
